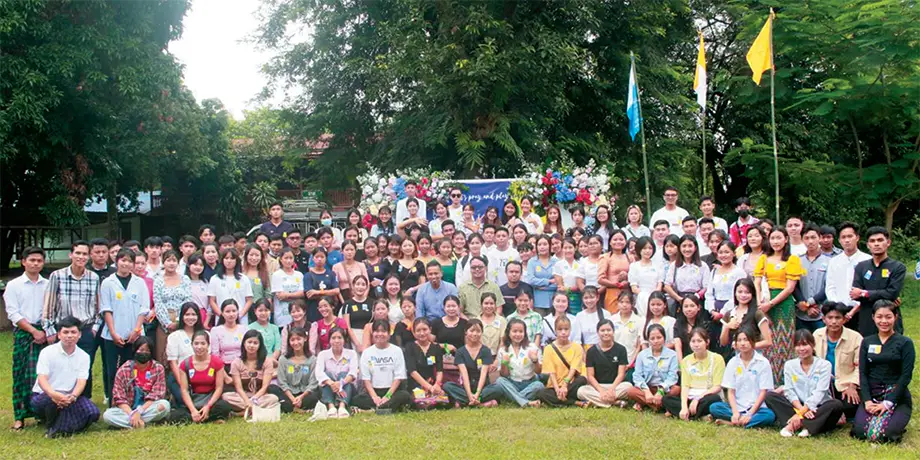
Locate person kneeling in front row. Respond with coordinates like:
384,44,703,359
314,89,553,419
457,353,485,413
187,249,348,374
577,319,632,408
352,320,412,412
31,316,100,437
102,337,171,429
765,330,844,437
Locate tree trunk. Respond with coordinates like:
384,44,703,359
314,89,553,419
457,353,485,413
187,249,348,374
0,228,22,276
884,200,899,230
106,182,119,239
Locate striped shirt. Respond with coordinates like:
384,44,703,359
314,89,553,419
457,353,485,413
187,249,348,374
42,266,100,335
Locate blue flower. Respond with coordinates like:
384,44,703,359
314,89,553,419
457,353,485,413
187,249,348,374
393,178,407,200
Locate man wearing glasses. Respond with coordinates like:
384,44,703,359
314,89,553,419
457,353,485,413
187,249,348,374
447,187,464,222
649,186,689,235
458,256,503,320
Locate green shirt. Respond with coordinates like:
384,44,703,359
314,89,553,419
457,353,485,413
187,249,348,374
458,280,504,319
249,321,282,355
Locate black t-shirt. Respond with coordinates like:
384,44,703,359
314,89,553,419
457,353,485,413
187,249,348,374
293,251,311,273
455,345,494,386
431,317,469,350
115,274,132,290
586,342,628,384
393,321,416,347
391,260,426,291
344,299,373,329
404,341,444,389
500,282,534,317
365,258,391,284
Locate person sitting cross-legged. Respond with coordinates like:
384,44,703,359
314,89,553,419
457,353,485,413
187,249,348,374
102,337,171,429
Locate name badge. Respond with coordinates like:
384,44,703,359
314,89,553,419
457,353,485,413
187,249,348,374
207,368,215,377
410,267,417,273
288,365,295,374
775,263,784,271
868,344,882,354
476,358,483,369
374,266,380,273
736,366,743,376
864,270,872,280
295,277,301,283
320,329,327,335
254,278,261,285
352,305,359,312
116,291,123,300
881,269,890,278
792,374,799,384
235,282,241,289
130,292,138,300
426,356,436,366
536,266,542,273
283,232,288,238
188,369,196,378
657,359,666,369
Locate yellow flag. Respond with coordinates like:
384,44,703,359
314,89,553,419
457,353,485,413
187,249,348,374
746,10,775,85
693,31,707,109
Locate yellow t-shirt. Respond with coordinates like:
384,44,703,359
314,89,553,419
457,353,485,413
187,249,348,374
754,254,804,289
542,342,586,387
680,351,726,394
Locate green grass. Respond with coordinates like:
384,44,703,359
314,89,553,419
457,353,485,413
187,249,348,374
1,283,918,459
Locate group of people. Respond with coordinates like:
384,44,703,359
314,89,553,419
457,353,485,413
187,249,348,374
4,182,914,443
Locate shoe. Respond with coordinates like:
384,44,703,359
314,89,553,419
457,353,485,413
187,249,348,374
337,407,350,418
780,427,794,438
797,429,811,438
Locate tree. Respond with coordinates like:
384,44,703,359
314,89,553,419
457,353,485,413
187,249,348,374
0,0,196,270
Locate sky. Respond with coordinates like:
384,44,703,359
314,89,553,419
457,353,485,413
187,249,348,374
170,0,271,119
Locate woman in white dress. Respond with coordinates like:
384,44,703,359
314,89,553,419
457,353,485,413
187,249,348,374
628,237,663,318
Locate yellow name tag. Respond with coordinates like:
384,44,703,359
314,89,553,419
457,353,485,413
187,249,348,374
536,266,542,273
254,278,261,285
295,277,301,283
116,291,123,300
374,266,380,273
288,366,295,374
792,374,798,384
868,344,882,354
657,360,666,369
235,282,241,289
207,368,215,377
736,366,743,376
476,358,483,368
881,269,890,278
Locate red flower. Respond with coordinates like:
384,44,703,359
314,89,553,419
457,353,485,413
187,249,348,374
362,214,377,231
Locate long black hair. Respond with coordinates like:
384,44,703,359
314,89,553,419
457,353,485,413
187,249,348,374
179,302,205,332
675,294,709,354
503,318,530,350
284,327,310,359
765,226,792,261
241,329,268,370
217,247,242,280
732,278,761,341
675,234,702,268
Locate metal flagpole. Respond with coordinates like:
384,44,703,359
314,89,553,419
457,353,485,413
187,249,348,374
633,52,652,219
769,9,780,223
702,110,706,196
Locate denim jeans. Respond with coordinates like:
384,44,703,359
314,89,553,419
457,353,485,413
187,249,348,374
709,402,776,428
494,377,544,407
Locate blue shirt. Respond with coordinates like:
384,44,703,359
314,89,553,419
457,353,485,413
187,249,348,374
310,249,343,271
826,338,838,376
523,257,558,309
415,281,459,321
99,274,150,340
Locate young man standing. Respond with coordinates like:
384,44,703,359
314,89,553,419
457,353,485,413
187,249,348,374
198,224,217,244
458,256,504,320
259,201,295,239
481,224,497,252
31,316,100,438
500,261,533,317
849,227,906,336
785,216,807,257
316,227,343,269
233,232,248,256
697,196,728,232
5,247,49,430
99,249,150,400
649,186,689,235
485,227,520,286
143,236,164,278
794,225,830,332
395,180,428,223
87,238,115,279
108,241,122,265
818,226,843,257
728,197,759,247
441,220,456,242
414,262,459,321
286,229,310,272
175,235,198,274
697,218,716,257
651,220,670,266
824,222,872,319
42,241,101,399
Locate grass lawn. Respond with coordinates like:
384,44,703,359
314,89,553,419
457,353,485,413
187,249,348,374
1,281,917,459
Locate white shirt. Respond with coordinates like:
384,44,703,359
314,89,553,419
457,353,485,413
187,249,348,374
395,197,428,224
722,353,774,412
552,259,580,290
577,258,601,288
790,243,807,258
649,206,689,235
271,269,304,327
485,246,520,286
207,274,254,325
360,344,407,388
825,250,871,307
574,308,607,346
628,261,663,317
33,342,90,393
611,313,645,364
498,344,542,382
3,273,48,326
166,330,201,363
704,265,748,313
541,313,580,347
448,205,463,223
697,236,711,256
99,274,150,340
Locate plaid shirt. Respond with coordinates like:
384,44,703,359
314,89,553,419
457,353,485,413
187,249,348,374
42,266,100,335
112,360,167,407
507,310,544,345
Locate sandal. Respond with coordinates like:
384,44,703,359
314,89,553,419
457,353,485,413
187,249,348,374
10,421,24,431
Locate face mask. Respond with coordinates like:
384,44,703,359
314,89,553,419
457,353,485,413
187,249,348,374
135,352,152,364
321,218,332,227
738,209,750,218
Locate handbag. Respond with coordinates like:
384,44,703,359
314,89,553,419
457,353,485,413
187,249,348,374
244,401,281,423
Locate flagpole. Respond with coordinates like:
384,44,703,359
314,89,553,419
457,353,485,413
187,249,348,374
633,52,652,219
701,110,706,196
769,9,780,223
